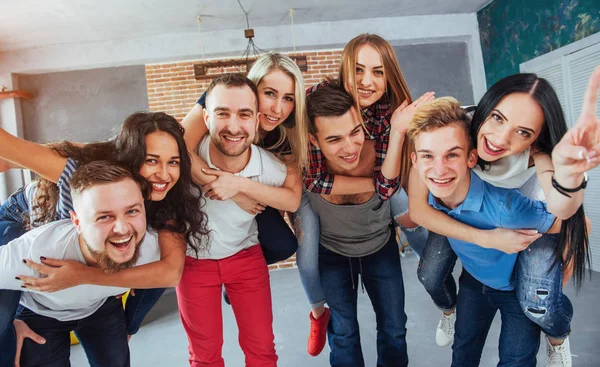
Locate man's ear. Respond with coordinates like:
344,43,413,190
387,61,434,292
411,152,417,167
203,106,210,129
70,210,81,233
467,148,478,168
308,133,320,149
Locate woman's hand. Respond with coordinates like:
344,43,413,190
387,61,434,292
19,258,93,292
231,194,266,215
390,91,435,134
202,168,246,201
14,319,45,367
552,66,600,180
479,228,542,254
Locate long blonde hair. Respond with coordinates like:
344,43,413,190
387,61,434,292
338,34,412,122
247,53,309,171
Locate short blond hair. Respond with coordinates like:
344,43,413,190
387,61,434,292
400,97,470,187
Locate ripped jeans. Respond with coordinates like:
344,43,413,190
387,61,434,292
418,232,572,339
295,188,428,309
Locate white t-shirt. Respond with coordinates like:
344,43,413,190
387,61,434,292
473,148,545,201
193,136,287,260
0,220,160,321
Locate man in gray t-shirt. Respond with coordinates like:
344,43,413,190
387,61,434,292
0,161,159,367
303,85,412,366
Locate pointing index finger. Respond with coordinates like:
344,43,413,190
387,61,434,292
581,65,600,118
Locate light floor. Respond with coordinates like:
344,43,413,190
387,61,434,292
71,254,600,366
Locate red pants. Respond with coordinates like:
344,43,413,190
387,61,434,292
176,244,277,367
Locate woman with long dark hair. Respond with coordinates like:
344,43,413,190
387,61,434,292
406,70,599,365
0,111,209,365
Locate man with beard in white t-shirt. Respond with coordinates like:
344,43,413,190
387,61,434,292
0,161,160,367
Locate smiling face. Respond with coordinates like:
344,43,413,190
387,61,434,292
139,131,181,201
412,123,478,208
477,92,545,162
71,178,147,273
346,44,386,108
309,107,365,172
204,84,259,157
257,69,296,133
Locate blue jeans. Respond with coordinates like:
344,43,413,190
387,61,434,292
515,234,572,339
417,231,458,312
17,297,130,367
418,232,573,338
453,270,541,367
319,233,408,367
294,192,324,308
389,188,429,258
0,187,29,367
257,205,298,265
296,189,428,309
124,288,166,335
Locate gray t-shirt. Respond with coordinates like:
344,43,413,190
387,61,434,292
0,220,160,321
306,192,392,257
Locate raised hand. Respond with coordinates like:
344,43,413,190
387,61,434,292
390,91,435,134
552,65,600,179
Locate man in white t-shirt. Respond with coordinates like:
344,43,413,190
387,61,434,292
0,161,160,367
176,73,286,367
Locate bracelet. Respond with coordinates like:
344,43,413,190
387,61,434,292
551,172,588,198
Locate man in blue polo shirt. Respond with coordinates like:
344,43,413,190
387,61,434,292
408,97,559,366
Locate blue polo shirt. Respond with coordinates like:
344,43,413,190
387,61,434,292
428,171,555,291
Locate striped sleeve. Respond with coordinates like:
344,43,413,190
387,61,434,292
55,158,78,220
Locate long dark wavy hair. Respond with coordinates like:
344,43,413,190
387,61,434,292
43,111,209,256
470,73,590,288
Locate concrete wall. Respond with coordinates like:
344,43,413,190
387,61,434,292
17,65,149,143
0,13,487,100
0,13,486,198
395,42,474,105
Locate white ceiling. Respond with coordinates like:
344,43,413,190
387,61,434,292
0,0,492,52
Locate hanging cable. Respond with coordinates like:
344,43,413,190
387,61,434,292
237,0,250,29
196,16,206,61
289,9,296,52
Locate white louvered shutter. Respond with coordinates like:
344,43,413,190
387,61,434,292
565,43,600,271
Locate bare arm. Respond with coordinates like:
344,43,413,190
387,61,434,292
0,128,67,183
239,163,302,212
407,166,542,253
20,229,186,291
0,157,21,172
407,166,483,243
180,103,216,186
533,153,583,219
203,159,302,212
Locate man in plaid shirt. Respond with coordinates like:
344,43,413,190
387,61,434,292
304,81,401,199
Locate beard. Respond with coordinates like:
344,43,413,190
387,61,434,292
83,234,145,274
212,132,252,157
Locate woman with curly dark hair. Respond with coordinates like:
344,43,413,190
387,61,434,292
0,111,209,364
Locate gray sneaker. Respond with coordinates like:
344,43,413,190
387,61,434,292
435,312,456,347
546,336,572,367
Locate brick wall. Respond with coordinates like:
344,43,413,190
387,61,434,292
145,50,342,121
144,50,342,270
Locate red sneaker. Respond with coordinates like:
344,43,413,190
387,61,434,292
307,307,330,356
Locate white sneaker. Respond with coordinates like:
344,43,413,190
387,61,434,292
546,336,572,367
435,311,456,347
